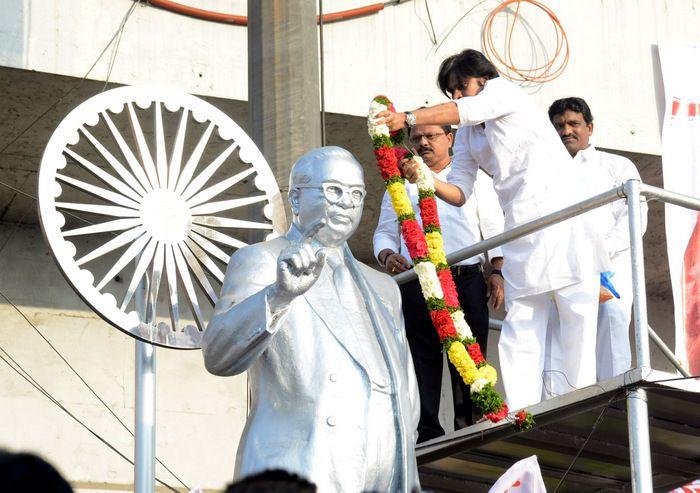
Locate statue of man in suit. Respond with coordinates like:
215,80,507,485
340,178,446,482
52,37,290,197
203,146,421,492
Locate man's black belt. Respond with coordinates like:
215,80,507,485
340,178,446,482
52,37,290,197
450,263,482,276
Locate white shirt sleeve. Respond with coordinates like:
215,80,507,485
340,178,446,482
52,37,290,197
454,78,514,126
473,171,505,261
372,190,401,263
447,128,478,203
607,156,648,256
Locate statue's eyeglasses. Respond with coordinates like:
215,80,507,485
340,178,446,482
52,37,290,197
294,182,366,206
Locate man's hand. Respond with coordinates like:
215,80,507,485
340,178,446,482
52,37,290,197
399,157,420,184
486,273,504,310
376,110,406,131
268,221,327,311
379,249,411,274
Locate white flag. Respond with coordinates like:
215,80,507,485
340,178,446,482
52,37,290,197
488,455,546,493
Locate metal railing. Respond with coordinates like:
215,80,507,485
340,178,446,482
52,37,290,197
392,179,700,493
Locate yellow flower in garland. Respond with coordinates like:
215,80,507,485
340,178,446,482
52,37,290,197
447,341,479,384
386,182,413,217
478,364,498,385
425,231,448,265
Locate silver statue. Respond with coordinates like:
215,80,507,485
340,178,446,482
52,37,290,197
203,146,421,492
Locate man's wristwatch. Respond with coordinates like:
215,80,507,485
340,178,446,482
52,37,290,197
404,111,417,128
490,269,503,278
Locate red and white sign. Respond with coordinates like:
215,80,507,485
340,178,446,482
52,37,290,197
659,43,700,374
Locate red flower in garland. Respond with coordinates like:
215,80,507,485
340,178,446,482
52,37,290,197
430,309,457,340
437,269,459,307
419,197,440,229
485,403,509,422
466,342,485,366
374,146,400,181
401,220,429,258
515,411,528,426
393,146,409,164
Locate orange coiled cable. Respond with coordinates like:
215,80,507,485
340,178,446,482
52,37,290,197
481,0,569,84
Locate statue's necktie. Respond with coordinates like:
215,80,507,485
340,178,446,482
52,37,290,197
326,253,390,389
684,212,700,373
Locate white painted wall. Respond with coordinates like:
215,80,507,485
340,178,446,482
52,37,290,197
0,224,246,492
2,0,700,155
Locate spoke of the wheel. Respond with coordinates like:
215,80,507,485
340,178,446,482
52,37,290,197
164,245,180,332
192,216,273,231
154,102,168,189
184,237,225,283
56,202,141,218
95,233,152,290
178,243,218,304
174,122,214,195
120,238,158,310
102,111,153,193
172,244,205,330
75,226,146,266
180,142,238,201
191,224,247,249
87,117,150,196
168,109,189,192
186,167,256,208
189,195,268,216
63,218,141,237
63,147,143,202
147,242,165,325
127,102,159,189
188,231,230,264
56,173,141,210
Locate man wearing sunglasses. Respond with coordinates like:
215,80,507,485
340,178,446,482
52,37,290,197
373,123,505,442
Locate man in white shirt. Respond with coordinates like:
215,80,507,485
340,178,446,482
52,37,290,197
548,97,648,381
376,49,609,410
373,123,505,442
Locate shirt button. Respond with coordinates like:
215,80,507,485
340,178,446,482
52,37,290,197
326,416,337,427
329,373,338,382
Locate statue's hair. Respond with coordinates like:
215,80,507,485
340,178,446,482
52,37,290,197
289,146,363,187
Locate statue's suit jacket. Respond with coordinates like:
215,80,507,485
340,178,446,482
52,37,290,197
202,230,421,492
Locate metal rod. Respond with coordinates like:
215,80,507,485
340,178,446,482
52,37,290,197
625,179,653,492
640,183,700,211
134,277,156,493
318,0,326,146
648,324,691,377
394,185,624,285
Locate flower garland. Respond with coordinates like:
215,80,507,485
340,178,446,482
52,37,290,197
368,96,534,431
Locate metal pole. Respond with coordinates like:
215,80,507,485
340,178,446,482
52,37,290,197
394,186,624,285
624,179,653,493
134,277,156,493
648,324,691,377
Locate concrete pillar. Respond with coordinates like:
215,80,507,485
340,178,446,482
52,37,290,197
248,0,321,201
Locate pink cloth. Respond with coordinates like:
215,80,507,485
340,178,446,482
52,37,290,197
683,212,700,374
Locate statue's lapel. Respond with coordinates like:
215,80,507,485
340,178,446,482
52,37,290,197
303,266,371,376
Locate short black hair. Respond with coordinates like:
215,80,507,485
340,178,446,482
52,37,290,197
225,469,317,493
437,49,499,97
548,97,594,124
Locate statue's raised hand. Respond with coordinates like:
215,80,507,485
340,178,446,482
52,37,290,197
268,220,327,311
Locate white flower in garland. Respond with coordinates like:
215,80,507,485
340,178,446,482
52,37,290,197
470,378,490,394
450,310,473,340
368,100,390,137
413,261,444,299
414,156,435,191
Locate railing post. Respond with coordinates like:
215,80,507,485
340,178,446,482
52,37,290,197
624,179,653,493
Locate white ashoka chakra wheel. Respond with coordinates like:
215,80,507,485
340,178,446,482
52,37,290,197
38,85,286,349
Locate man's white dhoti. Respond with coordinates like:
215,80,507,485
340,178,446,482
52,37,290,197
501,274,599,409
597,251,633,380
